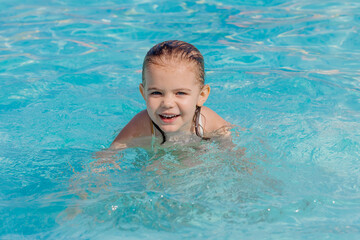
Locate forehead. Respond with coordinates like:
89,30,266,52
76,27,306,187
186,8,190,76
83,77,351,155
147,58,197,72
144,61,200,87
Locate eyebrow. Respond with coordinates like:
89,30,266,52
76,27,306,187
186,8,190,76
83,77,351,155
147,87,159,91
147,87,192,92
175,88,192,92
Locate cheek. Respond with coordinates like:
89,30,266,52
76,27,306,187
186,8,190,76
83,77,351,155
146,98,158,110
179,98,198,111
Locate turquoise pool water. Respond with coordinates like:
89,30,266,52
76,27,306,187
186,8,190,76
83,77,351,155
1,0,360,239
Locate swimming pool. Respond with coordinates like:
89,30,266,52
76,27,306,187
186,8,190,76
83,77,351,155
1,0,359,239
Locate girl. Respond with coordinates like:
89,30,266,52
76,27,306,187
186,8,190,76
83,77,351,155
110,40,230,150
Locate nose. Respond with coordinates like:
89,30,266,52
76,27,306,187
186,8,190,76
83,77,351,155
162,93,175,108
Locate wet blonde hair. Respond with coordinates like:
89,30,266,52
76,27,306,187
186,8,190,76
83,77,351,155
142,40,205,86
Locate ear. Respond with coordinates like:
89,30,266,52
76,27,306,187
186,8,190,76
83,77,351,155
139,83,146,101
197,84,210,106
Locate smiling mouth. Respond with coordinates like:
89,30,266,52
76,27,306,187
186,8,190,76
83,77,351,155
159,114,180,120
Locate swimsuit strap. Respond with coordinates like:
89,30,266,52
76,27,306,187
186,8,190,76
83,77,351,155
152,120,166,144
195,106,210,141
195,106,203,137
198,114,204,136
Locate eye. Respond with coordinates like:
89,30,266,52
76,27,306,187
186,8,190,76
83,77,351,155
176,91,187,95
150,91,162,95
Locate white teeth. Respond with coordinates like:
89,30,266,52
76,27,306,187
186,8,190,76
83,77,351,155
160,114,178,119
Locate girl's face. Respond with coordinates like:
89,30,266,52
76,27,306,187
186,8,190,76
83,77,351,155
140,61,210,134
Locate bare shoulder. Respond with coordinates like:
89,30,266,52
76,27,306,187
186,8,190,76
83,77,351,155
110,110,152,150
201,106,230,133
